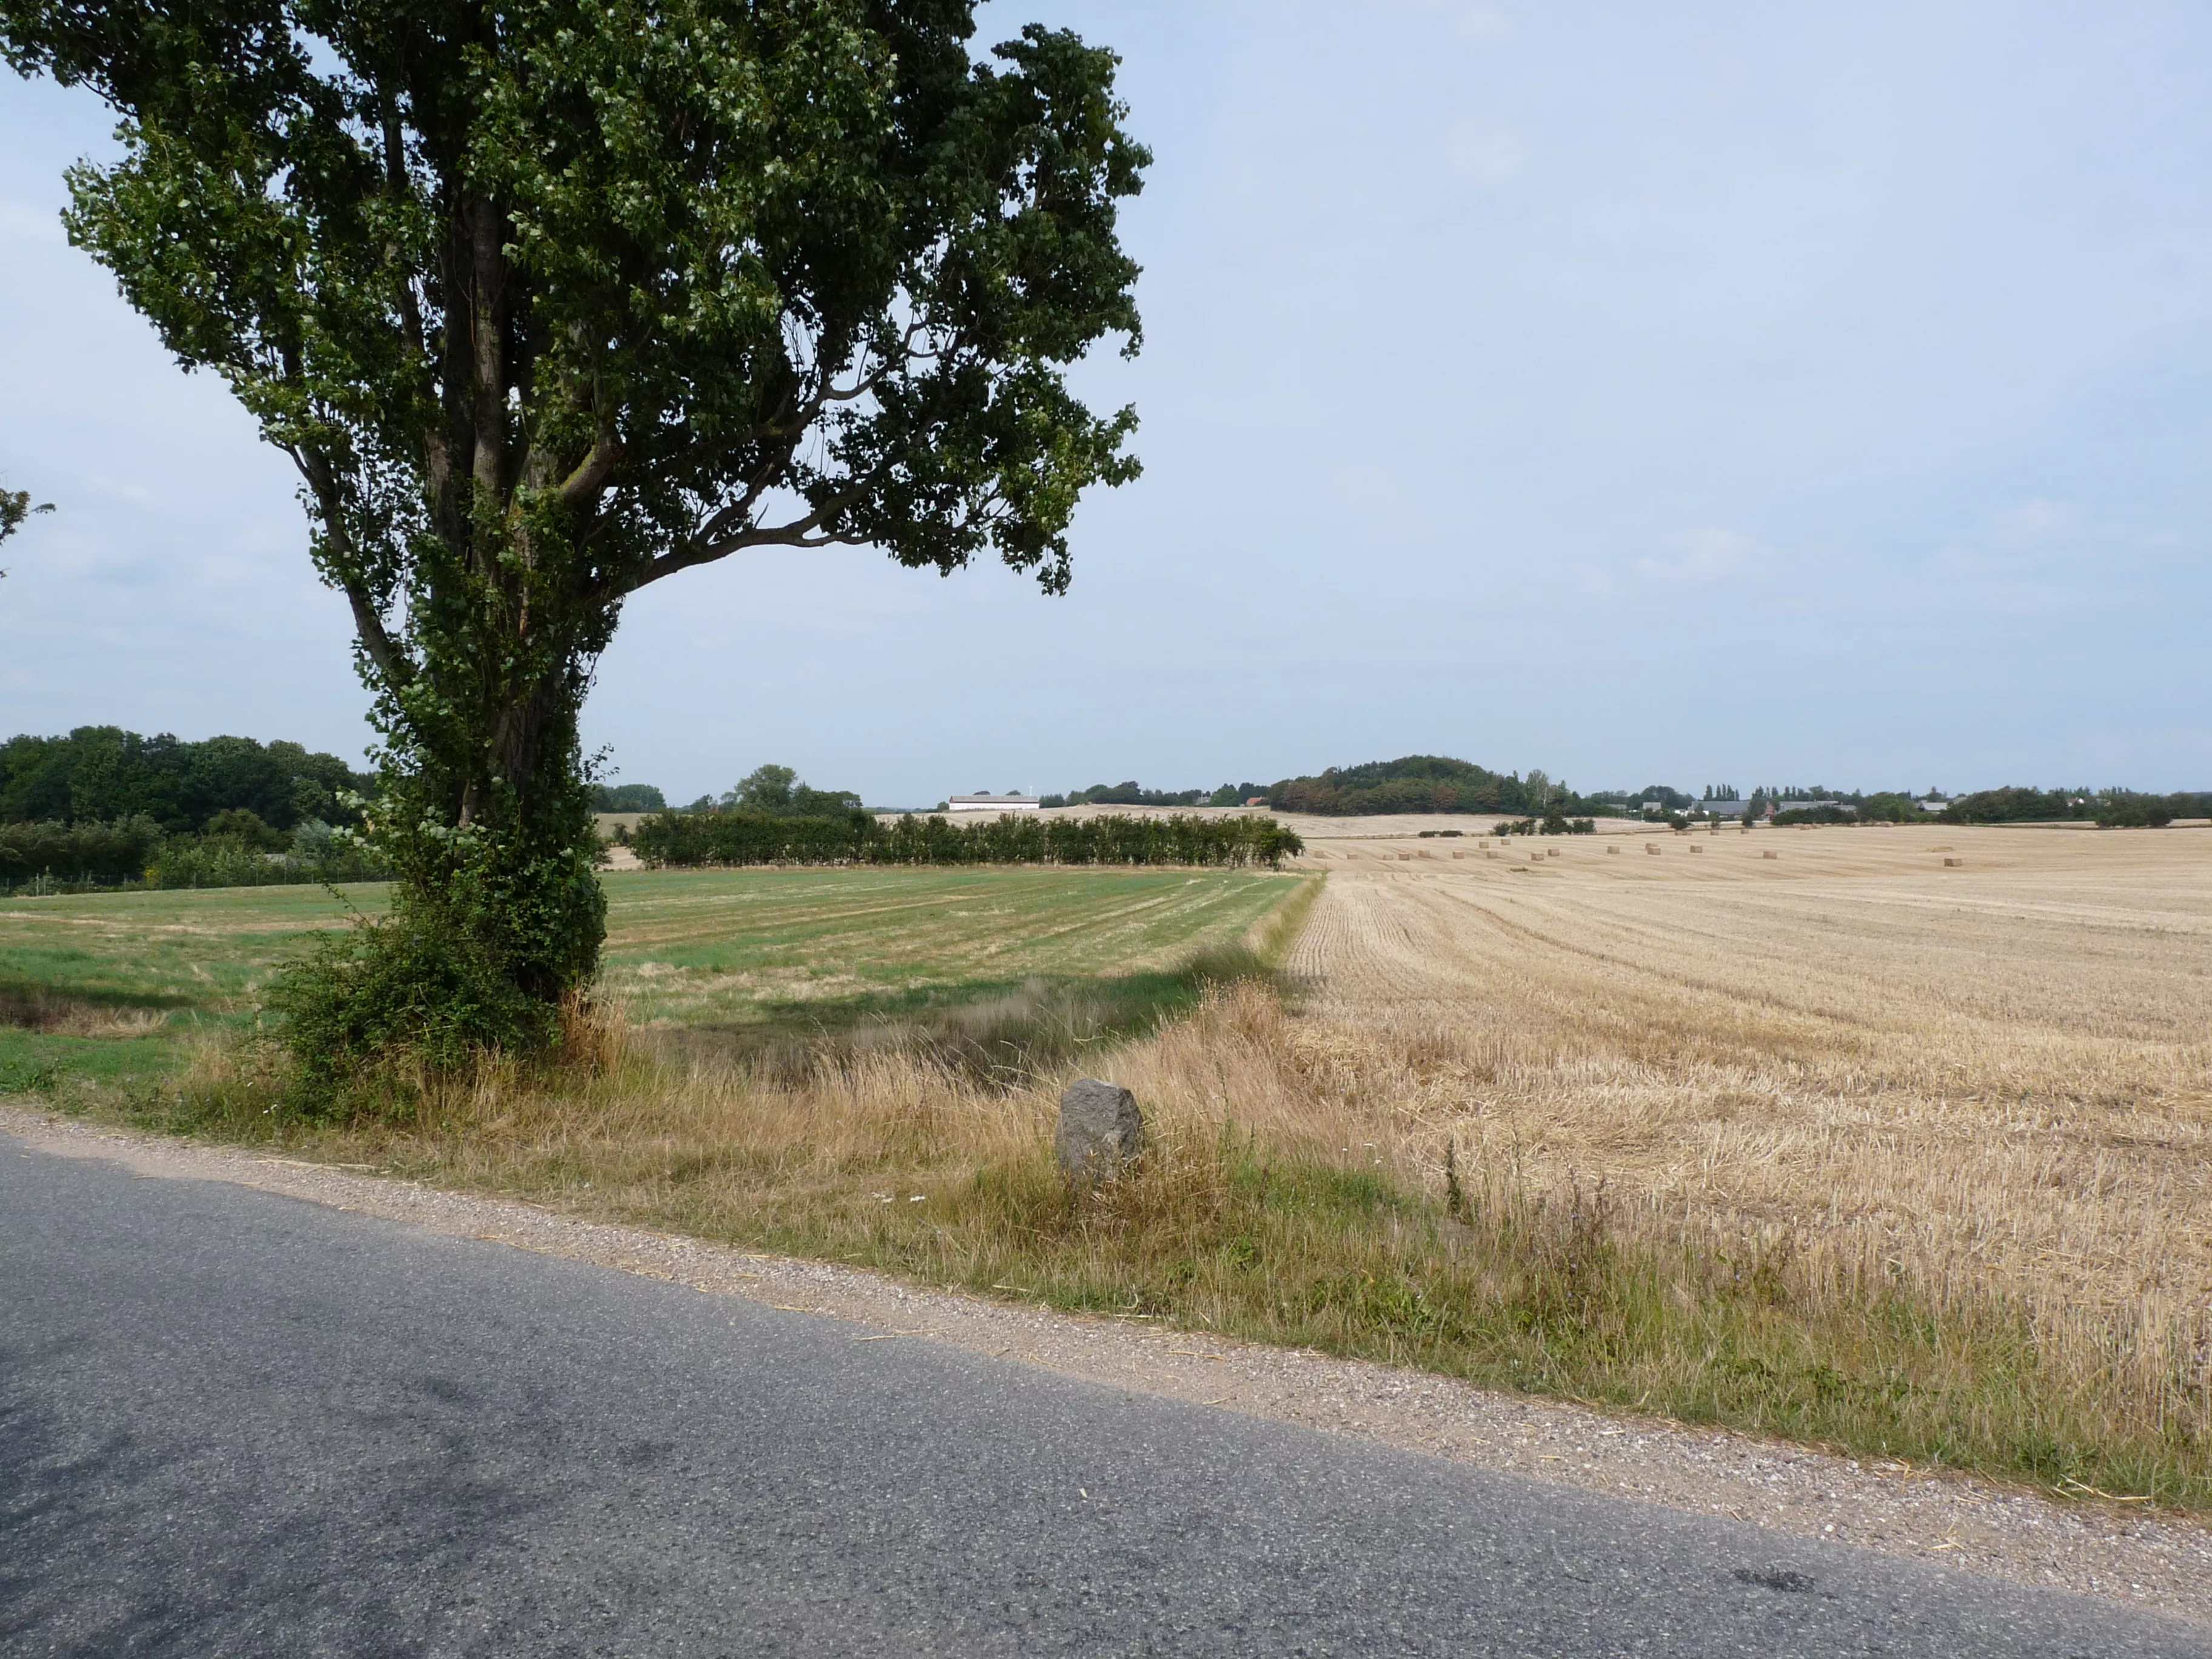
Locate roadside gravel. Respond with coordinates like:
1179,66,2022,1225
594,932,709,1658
8,1100,2208,1628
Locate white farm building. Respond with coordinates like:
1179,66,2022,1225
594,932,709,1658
947,793,1041,814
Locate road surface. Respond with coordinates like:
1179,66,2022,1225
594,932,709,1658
2,1131,2203,1657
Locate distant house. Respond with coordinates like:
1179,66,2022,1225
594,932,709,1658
1698,800,1752,817
1245,797,1269,808
947,793,1041,814
1918,797,1951,814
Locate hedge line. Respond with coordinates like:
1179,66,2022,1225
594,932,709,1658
631,811,1304,870
0,816,390,892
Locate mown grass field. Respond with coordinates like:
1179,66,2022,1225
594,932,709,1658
0,867,1296,1096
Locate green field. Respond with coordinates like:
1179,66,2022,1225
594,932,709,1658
0,867,1299,1094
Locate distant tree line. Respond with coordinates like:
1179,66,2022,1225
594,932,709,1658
1758,786,2210,828
631,811,1302,870
589,783,666,813
0,813,388,893
0,726,390,894
1,727,369,831
1042,780,1206,808
1939,787,2210,827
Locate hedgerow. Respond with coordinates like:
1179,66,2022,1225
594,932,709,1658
631,811,1303,871
0,816,165,884
0,815,390,894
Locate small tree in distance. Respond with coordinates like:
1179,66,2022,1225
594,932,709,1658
2,1,1147,1085
1,483,53,580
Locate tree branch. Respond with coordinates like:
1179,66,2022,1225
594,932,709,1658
555,431,623,508
627,485,870,592
284,444,403,677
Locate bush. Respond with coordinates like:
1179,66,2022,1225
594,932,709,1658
270,910,561,1114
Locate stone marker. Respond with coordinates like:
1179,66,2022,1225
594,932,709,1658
1056,1078,1144,1184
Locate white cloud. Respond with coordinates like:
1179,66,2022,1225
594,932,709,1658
1638,528,1772,582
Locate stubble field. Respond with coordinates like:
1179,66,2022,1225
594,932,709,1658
1278,823,2212,1464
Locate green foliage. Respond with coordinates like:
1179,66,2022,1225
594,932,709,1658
0,810,392,894
1941,787,2088,824
270,911,560,1114
1772,804,1855,825
1937,787,2199,827
3,0,1148,1056
147,823,390,890
722,764,863,817
0,726,368,832
632,811,1303,870
1493,814,1594,837
0,816,164,885
589,783,665,813
1860,792,1919,823
200,807,289,850
2095,794,2177,828
729,765,799,813
1,485,53,575
1270,756,1587,817
1064,780,1206,807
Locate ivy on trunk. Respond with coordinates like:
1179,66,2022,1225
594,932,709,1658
4,0,1145,1066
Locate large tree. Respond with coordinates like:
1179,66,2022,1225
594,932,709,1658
3,0,1145,1058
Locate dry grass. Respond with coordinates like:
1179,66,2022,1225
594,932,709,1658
1278,823,2212,1460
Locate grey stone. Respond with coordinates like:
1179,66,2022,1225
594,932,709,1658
1056,1078,1144,1184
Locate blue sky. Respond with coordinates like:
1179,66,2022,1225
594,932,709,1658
3,1,2207,804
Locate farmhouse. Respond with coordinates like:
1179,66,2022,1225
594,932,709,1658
947,793,1041,814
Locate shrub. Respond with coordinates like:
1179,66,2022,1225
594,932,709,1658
270,909,561,1114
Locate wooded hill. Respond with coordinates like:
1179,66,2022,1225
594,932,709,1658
1265,756,1592,817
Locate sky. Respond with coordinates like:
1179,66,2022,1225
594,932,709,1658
2,1,2208,805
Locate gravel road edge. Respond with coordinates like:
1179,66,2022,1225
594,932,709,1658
7,1100,2207,1626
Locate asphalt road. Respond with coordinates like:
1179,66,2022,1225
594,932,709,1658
3,1134,2205,1658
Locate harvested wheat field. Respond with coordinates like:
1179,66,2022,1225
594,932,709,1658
1273,822,2212,1438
